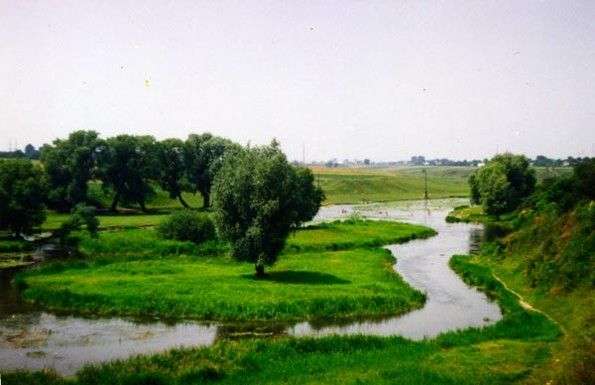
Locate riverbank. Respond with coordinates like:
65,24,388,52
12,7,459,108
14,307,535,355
5,253,561,385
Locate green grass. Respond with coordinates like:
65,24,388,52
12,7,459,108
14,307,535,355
41,211,214,231
286,220,436,253
310,166,470,204
87,182,206,210
445,205,516,224
6,254,561,384
16,220,431,321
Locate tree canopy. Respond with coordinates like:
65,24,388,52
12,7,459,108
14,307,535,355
469,153,536,219
0,159,47,237
185,133,238,209
98,135,157,211
212,141,324,276
156,138,192,208
41,130,103,209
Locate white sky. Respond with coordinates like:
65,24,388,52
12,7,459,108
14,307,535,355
1,0,594,162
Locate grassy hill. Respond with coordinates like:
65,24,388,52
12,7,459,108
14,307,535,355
309,166,472,205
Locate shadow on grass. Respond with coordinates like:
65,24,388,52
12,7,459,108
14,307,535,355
242,270,351,285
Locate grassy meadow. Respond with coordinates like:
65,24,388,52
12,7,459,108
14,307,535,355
309,166,471,204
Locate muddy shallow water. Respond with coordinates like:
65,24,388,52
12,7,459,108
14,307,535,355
0,198,501,376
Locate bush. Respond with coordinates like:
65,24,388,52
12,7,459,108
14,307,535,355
157,210,216,244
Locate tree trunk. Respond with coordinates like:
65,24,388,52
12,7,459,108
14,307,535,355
255,254,266,277
177,192,190,208
255,263,266,277
110,193,120,212
202,192,210,209
138,199,147,212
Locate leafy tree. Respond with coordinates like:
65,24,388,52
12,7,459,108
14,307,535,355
98,135,157,211
212,141,324,276
410,155,426,166
0,159,47,237
468,174,481,205
41,130,104,209
469,153,535,219
156,138,192,208
573,158,595,200
475,163,511,220
54,203,100,243
292,166,326,223
24,144,40,159
490,153,536,208
185,133,237,209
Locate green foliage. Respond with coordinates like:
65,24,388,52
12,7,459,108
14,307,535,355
0,238,35,252
97,135,158,211
491,153,536,202
157,209,216,244
212,140,324,276
446,255,561,344
469,153,536,219
185,133,238,209
55,203,100,242
547,295,595,385
155,138,192,208
477,163,512,218
573,157,595,200
468,174,481,205
79,229,226,257
504,202,595,292
284,220,436,253
41,130,103,209
0,159,47,236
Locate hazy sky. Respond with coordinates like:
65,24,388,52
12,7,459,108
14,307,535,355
1,0,594,162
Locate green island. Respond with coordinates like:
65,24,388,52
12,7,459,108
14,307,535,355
15,221,435,321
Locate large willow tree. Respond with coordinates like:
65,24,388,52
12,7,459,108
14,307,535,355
212,140,324,277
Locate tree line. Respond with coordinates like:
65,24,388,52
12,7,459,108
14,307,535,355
1,132,325,276
36,130,238,212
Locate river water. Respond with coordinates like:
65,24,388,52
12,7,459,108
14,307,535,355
0,198,501,376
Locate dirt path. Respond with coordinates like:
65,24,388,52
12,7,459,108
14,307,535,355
491,271,566,335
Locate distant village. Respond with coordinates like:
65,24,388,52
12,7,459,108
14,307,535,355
305,154,590,168
1,143,590,169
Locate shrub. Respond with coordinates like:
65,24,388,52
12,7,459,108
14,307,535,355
157,210,216,244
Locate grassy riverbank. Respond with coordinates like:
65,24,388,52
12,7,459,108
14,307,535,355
15,220,435,321
6,254,561,385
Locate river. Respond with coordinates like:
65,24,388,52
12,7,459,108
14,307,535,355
0,198,501,376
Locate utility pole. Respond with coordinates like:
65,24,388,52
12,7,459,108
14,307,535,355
423,168,428,200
